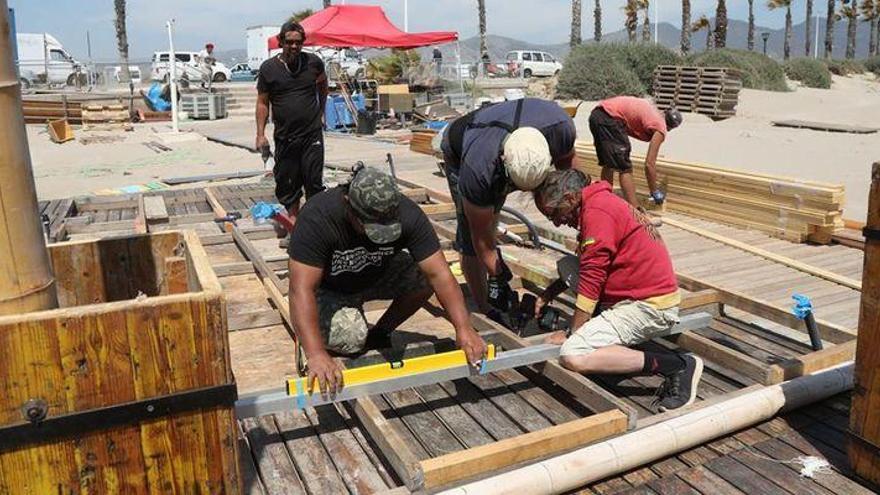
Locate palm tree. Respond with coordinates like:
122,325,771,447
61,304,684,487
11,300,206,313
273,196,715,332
594,0,603,42
841,0,859,58
477,0,488,68
693,15,713,50
805,0,814,56
290,9,314,22
114,0,131,84
625,1,639,42
825,0,836,57
682,0,692,54
715,0,728,48
748,0,756,50
571,0,583,47
768,0,794,59
862,0,878,56
640,0,652,42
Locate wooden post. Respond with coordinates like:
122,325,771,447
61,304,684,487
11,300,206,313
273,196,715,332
850,162,880,484
0,3,57,314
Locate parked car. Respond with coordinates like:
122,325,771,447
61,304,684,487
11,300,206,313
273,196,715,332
150,51,232,83
112,65,142,83
230,63,257,81
504,50,562,78
16,33,82,87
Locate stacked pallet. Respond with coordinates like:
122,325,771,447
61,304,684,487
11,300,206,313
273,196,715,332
575,142,845,243
82,103,132,130
652,65,742,120
410,128,439,155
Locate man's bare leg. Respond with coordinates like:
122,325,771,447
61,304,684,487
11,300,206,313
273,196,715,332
559,345,645,374
618,170,639,207
601,167,615,187
461,253,490,313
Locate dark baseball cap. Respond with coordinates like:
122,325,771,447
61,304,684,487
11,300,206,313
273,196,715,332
348,167,402,244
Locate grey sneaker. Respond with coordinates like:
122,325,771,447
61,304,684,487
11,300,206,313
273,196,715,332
653,354,704,412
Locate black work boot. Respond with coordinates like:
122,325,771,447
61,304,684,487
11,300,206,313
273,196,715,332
653,354,704,412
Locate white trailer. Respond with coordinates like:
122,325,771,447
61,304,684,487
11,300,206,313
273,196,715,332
246,25,278,71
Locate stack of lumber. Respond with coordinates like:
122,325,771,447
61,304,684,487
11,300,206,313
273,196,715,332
410,128,439,156
82,103,132,130
575,142,845,243
652,65,742,120
22,98,83,124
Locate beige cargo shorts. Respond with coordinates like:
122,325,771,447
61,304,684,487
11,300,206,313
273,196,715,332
560,300,680,357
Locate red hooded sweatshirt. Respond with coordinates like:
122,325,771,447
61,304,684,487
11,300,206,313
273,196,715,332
575,181,680,314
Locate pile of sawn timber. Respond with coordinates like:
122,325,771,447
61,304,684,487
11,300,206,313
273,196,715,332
652,65,742,120
575,142,845,243
410,128,439,156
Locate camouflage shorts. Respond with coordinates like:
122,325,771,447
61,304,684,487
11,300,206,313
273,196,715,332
315,252,430,355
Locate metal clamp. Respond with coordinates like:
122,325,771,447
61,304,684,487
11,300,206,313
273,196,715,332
0,383,237,453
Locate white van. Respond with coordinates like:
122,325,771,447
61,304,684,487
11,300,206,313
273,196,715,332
150,51,232,83
268,46,365,79
505,50,563,78
16,33,81,87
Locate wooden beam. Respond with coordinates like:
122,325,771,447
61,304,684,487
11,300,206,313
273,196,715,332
349,399,425,490
677,273,854,344
667,332,785,385
420,203,456,216
133,194,147,234
850,161,880,485
227,310,284,332
419,409,628,490
205,187,232,232
779,340,856,380
142,195,169,225
662,215,861,290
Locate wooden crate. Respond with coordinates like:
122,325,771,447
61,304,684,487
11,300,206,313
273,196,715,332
0,231,240,494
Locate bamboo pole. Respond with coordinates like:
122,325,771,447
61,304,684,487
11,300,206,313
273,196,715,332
849,162,880,484
439,362,854,495
0,2,58,314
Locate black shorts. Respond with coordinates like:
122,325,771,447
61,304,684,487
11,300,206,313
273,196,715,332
589,107,632,172
273,129,325,209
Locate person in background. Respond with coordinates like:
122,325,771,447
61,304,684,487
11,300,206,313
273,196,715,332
432,47,443,77
255,21,329,240
589,96,682,208
199,42,216,89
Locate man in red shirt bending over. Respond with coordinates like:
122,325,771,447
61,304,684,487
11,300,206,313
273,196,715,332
589,96,682,208
533,169,702,411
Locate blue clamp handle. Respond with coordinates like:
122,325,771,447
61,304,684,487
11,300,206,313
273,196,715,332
250,201,283,221
478,357,488,375
791,293,813,320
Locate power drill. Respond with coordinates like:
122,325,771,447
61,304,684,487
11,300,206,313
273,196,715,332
505,293,564,334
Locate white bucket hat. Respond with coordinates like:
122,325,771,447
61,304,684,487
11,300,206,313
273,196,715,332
502,127,552,191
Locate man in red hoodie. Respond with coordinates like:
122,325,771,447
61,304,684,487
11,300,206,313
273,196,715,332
533,169,702,411
589,96,682,208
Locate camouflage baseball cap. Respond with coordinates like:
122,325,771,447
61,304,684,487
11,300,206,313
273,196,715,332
348,167,402,244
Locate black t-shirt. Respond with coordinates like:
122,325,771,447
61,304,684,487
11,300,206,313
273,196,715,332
288,187,441,294
257,53,325,141
449,98,576,208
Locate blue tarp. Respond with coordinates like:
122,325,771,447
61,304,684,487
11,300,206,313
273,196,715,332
144,82,171,112
325,93,366,130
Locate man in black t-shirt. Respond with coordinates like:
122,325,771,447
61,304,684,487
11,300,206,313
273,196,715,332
256,21,329,231
440,98,577,319
288,167,487,394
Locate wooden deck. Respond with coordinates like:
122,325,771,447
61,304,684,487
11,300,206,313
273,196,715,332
33,134,872,494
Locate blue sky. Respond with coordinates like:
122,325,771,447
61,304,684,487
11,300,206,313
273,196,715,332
8,1,817,61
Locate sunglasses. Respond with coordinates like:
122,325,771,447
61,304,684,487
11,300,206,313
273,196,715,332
282,38,304,46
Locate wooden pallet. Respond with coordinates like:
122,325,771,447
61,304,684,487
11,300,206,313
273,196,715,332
653,65,742,120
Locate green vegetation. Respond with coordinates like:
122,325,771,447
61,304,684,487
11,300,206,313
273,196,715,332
823,59,866,76
783,58,833,89
557,44,645,100
688,49,789,91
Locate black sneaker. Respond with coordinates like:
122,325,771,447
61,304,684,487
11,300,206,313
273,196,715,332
364,327,393,350
653,354,704,412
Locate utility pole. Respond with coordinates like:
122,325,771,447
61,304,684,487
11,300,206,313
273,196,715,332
404,0,409,32
166,19,179,133
762,32,770,55
654,0,658,44
850,162,880,486
814,14,820,58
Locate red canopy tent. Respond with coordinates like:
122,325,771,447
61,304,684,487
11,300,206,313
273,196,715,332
268,5,458,50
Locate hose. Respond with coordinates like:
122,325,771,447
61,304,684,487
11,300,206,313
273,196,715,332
500,205,543,251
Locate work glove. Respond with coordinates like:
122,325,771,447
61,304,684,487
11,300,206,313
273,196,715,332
650,189,666,205
487,250,515,313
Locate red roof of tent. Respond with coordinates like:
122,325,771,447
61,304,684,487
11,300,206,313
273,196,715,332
268,5,457,50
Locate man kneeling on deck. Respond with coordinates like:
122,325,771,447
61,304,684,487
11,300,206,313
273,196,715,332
287,165,487,393
534,169,703,411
